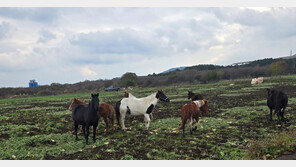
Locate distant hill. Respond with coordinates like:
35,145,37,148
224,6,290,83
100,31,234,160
160,66,186,74
280,54,296,60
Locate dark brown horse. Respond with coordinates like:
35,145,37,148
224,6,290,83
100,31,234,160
267,89,288,122
72,93,99,144
178,99,209,136
69,98,115,132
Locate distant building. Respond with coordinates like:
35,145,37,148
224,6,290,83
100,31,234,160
29,80,38,87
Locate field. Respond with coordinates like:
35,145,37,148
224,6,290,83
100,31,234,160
1,75,296,160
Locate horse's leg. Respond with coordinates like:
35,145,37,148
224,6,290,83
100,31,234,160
93,124,97,143
85,124,90,145
144,114,151,130
109,115,114,131
189,116,193,135
269,108,273,121
193,115,199,131
74,122,79,141
120,112,127,131
276,109,281,123
82,124,86,142
281,106,286,122
178,118,187,136
103,116,109,133
150,113,153,121
182,118,187,136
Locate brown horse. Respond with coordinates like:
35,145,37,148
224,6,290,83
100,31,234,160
69,98,115,133
178,99,209,136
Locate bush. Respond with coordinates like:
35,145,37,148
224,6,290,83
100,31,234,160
120,72,138,88
268,61,288,76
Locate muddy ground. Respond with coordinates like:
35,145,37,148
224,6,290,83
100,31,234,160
1,76,296,160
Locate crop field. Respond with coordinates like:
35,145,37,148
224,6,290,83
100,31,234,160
1,75,296,160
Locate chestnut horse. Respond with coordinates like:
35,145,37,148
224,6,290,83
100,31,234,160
179,99,209,136
69,98,115,132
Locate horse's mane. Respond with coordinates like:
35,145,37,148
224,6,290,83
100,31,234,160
73,98,88,104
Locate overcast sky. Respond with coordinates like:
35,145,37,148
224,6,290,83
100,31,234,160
0,7,296,87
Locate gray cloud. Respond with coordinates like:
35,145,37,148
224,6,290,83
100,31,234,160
0,21,10,39
0,8,59,23
1,7,296,87
70,28,162,55
37,29,56,43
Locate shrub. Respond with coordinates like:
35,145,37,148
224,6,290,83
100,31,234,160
120,72,138,88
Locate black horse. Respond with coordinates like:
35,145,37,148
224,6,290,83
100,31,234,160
72,93,100,144
267,89,288,122
188,90,203,101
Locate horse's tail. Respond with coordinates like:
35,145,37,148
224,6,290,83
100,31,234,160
115,100,121,127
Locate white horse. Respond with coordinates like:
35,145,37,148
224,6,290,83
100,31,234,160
125,92,155,120
116,90,170,130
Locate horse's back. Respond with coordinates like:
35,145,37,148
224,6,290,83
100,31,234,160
192,94,203,101
120,97,149,115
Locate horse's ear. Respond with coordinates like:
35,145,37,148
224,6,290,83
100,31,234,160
204,99,208,104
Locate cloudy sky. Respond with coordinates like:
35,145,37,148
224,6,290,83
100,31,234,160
0,7,296,87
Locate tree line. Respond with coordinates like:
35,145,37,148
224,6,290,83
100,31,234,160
0,58,295,99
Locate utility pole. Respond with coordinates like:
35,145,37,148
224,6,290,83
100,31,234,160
291,49,293,57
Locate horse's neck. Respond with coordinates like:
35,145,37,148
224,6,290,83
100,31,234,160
88,101,98,114
128,93,136,98
145,93,158,106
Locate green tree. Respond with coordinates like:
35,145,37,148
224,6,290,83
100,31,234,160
268,61,288,76
120,72,138,88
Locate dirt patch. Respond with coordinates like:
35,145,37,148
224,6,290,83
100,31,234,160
0,133,10,140
276,152,296,160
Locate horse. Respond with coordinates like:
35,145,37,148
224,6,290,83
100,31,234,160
69,98,115,133
267,89,288,122
69,98,87,110
72,93,100,144
122,91,156,121
178,99,209,136
188,90,203,101
115,90,170,131
98,103,115,132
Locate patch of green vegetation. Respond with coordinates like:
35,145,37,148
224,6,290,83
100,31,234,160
246,130,296,159
1,74,296,159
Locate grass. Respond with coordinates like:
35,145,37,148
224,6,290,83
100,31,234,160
1,75,296,159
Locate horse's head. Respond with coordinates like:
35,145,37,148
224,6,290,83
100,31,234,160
156,90,170,102
188,90,194,99
200,99,209,116
69,98,78,110
90,93,100,111
124,91,129,98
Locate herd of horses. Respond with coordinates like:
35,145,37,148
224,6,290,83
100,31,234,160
70,88,288,145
